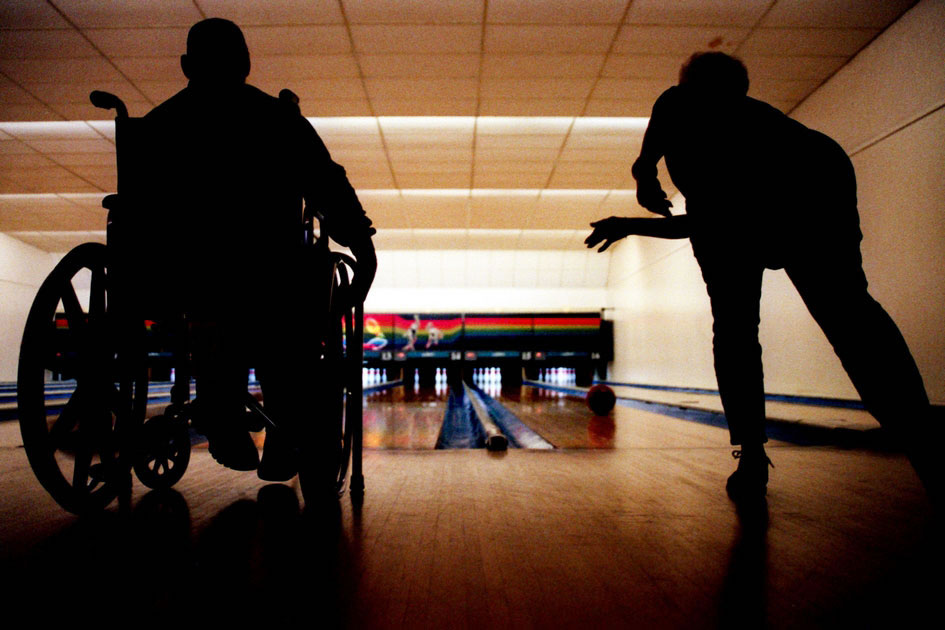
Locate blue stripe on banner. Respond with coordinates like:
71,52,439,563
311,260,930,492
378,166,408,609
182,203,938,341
435,385,485,449
466,383,553,450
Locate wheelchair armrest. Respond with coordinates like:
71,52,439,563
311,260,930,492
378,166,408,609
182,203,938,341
102,194,120,211
90,91,128,119
102,194,126,234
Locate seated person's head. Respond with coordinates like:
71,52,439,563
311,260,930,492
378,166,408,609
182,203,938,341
678,52,749,102
181,18,250,86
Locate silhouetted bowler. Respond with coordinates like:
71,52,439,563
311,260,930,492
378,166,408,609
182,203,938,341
587,52,937,504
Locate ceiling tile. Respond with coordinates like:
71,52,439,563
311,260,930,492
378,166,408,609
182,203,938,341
475,147,559,164
0,153,54,169
600,53,688,79
469,205,525,229
51,153,115,167
0,76,40,106
68,165,116,190
54,0,203,28
485,25,617,53
487,0,629,24
739,28,879,56
351,25,482,54
9,231,106,252
84,28,189,57
582,99,653,117
591,77,669,102
613,25,749,54
389,149,473,165
347,171,396,188
0,29,99,59
761,0,916,28
0,178,34,193
358,204,410,229
0,139,39,155
195,0,344,25
474,158,555,172
52,101,152,120
480,78,596,99
625,0,771,27
396,172,471,188
242,25,352,55
0,2,72,29
409,205,467,229
26,138,114,154
358,54,480,78
480,54,604,78
748,78,820,103
474,172,549,188
741,55,847,81
342,0,485,24
300,99,373,117
365,78,478,101
111,56,184,82
476,129,567,148
135,81,185,103
22,80,140,104
254,78,367,100
547,171,623,190
0,57,125,84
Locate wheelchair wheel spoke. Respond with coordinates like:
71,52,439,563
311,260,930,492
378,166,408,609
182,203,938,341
60,281,86,334
89,266,106,320
72,445,92,493
49,396,81,449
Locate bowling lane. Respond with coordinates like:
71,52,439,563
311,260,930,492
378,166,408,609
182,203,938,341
363,383,450,449
481,382,617,449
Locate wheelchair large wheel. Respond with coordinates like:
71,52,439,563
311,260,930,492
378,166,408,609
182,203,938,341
298,254,356,504
17,243,142,513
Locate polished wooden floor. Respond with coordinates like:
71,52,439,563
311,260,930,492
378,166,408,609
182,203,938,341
0,391,939,628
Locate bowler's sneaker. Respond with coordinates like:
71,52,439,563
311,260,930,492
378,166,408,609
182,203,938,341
726,449,773,503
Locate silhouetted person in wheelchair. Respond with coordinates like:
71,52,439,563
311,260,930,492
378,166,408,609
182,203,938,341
586,52,938,505
138,18,376,486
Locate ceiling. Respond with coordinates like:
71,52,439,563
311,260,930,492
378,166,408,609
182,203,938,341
0,0,917,256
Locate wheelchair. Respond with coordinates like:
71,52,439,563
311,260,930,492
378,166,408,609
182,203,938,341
16,90,365,514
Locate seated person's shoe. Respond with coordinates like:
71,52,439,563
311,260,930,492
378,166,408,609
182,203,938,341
257,429,298,482
207,428,259,471
726,449,773,503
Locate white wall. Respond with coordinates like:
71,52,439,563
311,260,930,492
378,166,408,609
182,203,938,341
0,233,57,381
366,287,607,313
365,247,610,313
608,0,945,404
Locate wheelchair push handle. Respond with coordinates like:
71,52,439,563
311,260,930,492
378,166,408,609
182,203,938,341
89,91,128,119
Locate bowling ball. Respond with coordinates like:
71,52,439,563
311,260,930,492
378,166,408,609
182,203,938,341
586,384,616,415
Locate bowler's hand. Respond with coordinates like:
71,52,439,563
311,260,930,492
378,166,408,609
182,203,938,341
350,238,377,306
585,217,629,252
636,187,673,218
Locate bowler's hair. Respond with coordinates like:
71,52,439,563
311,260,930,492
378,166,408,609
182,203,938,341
678,52,749,97
184,18,250,82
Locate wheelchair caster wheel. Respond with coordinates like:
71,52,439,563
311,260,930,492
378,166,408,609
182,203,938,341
134,413,191,490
